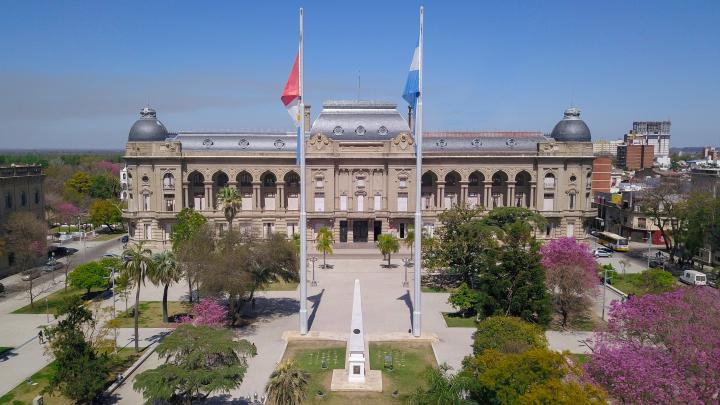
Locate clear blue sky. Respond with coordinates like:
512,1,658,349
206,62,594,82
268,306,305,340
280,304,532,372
1,0,718,149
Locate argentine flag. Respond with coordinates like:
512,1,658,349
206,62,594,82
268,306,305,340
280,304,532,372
402,45,420,110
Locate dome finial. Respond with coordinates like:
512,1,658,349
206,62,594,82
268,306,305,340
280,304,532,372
563,107,581,119
140,106,157,118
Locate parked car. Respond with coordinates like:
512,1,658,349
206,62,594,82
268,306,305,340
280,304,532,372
649,259,664,269
121,235,129,244
42,260,64,272
680,270,707,286
21,271,41,281
593,248,613,258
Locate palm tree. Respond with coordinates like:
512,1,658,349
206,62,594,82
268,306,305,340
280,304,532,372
122,241,153,352
217,186,242,230
315,227,334,268
265,360,310,405
377,233,400,267
409,365,473,405
149,250,182,323
405,227,415,259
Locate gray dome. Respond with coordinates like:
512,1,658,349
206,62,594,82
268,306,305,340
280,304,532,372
128,107,169,142
550,107,591,142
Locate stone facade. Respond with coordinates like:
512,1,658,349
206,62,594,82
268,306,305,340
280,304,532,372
122,102,596,248
0,164,45,273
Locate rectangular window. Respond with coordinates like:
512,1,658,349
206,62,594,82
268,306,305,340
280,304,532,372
239,223,252,236
164,224,172,241
422,194,431,209
468,192,478,208
263,222,275,239
144,224,152,240
340,195,348,211
193,194,205,210
356,195,364,212
544,176,555,188
287,193,299,211
164,195,175,212
287,223,298,236
569,193,576,210
444,193,457,209
638,217,647,229
545,223,552,237
423,223,434,238
314,193,325,212
566,222,575,237
374,195,382,211
397,193,408,212
264,192,276,211
543,194,554,211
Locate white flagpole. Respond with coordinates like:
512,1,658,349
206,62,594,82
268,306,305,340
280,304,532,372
298,7,308,335
412,6,424,337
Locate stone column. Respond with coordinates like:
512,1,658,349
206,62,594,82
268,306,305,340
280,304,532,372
182,181,189,209
484,181,493,208
508,182,516,207
347,220,354,242
437,182,445,210
530,183,537,209
460,181,469,206
252,181,261,211
204,181,213,211
277,182,285,209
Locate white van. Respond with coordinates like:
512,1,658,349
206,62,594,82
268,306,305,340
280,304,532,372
680,270,707,286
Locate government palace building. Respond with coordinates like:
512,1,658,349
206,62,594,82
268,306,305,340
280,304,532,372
122,101,595,247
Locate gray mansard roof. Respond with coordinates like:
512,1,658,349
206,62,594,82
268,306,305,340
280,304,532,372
171,132,297,152
310,100,411,140
424,131,548,152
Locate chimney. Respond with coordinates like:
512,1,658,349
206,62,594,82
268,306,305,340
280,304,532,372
303,104,311,133
407,105,414,129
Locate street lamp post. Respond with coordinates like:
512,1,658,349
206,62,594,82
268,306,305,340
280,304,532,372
601,265,608,321
50,252,56,285
309,256,318,287
647,230,652,268
402,257,410,288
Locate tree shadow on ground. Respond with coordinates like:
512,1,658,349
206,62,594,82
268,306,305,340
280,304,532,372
397,290,413,331
381,263,399,268
307,289,325,331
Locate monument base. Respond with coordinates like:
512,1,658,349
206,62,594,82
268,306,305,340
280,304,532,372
330,369,383,392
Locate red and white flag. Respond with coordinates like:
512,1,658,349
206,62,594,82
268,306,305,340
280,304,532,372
281,52,301,126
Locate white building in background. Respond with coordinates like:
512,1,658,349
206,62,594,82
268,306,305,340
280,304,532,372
624,121,671,161
592,139,623,157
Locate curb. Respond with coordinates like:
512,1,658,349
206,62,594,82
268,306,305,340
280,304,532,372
605,284,629,298
105,340,161,396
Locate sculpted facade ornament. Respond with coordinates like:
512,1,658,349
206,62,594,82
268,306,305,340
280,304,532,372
309,133,330,151
392,133,414,150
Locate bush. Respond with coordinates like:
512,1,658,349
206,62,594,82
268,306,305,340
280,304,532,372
448,283,480,317
473,316,547,355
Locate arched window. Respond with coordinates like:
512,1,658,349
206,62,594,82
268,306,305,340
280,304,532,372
163,173,175,189
544,173,556,189
569,192,576,210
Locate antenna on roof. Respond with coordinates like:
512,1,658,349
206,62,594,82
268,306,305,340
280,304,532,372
570,85,575,108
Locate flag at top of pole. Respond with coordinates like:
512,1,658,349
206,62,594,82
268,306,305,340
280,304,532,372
281,53,301,127
402,45,420,112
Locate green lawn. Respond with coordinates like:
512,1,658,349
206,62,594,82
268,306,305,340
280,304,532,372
12,287,106,315
110,301,190,328
260,280,299,291
0,347,140,405
442,312,478,328
274,340,436,405
548,312,605,332
50,226,79,233
610,274,644,296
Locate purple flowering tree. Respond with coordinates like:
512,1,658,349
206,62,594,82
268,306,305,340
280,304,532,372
540,237,598,327
586,288,720,404
176,298,228,328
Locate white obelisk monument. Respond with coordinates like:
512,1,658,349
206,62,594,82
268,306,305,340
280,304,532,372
347,279,366,383
331,279,382,391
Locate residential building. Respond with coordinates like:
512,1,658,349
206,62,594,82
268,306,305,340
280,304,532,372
592,139,623,157
617,144,654,170
591,156,612,194
593,189,667,245
624,120,671,160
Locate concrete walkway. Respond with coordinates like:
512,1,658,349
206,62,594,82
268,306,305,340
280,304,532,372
0,237,123,397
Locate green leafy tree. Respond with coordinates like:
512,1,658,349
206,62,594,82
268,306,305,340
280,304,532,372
315,226,334,268
377,233,400,267
176,224,215,304
89,199,122,230
265,360,311,405
518,378,608,405
637,268,676,295
44,296,110,404
122,241,153,352
216,186,242,230
67,260,111,294
133,325,256,405
64,171,91,195
5,212,48,308
89,174,120,199
149,250,183,323
461,349,607,405
472,316,547,355
170,208,208,251
409,364,475,405
448,283,481,317
114,270,131,314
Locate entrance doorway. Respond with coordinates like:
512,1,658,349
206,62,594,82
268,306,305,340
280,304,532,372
373,220,382,241
353,220,369,243
339,221,348,243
